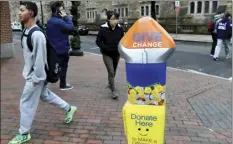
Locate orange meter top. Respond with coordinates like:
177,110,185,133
120,17,176,49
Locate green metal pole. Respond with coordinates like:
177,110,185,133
40,1,44,26
151,1,156,20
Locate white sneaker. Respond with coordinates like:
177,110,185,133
226,55,231,59
213,57,218,61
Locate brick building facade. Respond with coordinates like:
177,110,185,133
7,1,232,35
10,1,72,25
9,1,232,25
1,1,14,58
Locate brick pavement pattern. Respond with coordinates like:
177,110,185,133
1,41,232,144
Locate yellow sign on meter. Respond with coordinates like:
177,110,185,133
123,102,166,144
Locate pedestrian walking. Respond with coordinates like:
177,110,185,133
213,13,232,61
96,10,124,99
46,1,74,90
9,2,77,144
208,13,224,56
36,20,43,30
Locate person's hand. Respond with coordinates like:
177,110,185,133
59,10,67,18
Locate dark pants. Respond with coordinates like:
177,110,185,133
58,53,69,88
211,32,217,55
102,54,120,91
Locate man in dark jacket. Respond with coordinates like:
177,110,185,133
213,13,232,61
46,1,75,90
96,10,124,99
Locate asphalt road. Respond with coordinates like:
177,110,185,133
80,35,232,79
13,32,232,79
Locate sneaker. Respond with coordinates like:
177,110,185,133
112,91,119,100
64,106,77,124
213,57,218,61
226,54,231,59
60,84,73,91
8,133,31,144
210,54,214,57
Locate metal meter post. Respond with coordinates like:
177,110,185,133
119,17,176,144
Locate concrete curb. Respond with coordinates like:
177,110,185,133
87,33,212,43
173,39,212,43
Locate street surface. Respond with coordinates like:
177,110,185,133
81,35,232,79
13,32,232,79
3,32,230,144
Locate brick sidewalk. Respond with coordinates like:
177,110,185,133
1,42,232,144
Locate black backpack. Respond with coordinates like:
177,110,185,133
21,26,61,83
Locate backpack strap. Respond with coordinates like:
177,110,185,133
21,26,42,52
21,29,26,42
21,29,27,48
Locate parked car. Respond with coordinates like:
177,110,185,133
78,25,89,35
11,22,22,31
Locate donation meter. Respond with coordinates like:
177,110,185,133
119,17,176,144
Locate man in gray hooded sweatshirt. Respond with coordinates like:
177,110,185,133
9,2,77,144
209,13,225,57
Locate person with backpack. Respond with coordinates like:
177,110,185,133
213,13,232,61
9,2,77,144
96,10,124,99
46,1,74,91
208,13,224,57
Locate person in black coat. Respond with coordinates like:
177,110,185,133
96,10,124,99
36,20,43,30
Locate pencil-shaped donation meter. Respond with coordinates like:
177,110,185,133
119,17,176,144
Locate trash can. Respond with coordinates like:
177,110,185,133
119,17,176,144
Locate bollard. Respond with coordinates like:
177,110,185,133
119,17,176,144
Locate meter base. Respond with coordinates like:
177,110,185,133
123,101,166,144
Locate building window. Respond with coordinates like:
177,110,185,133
125,7,128,17
212,1,218,13
113,7,128,18
155,5,159,15
146,6,149,16
190,2,195,14
204,1,209,13
197,1,202,13
87,11,97,19
121,8,124,17
141,6,144,16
